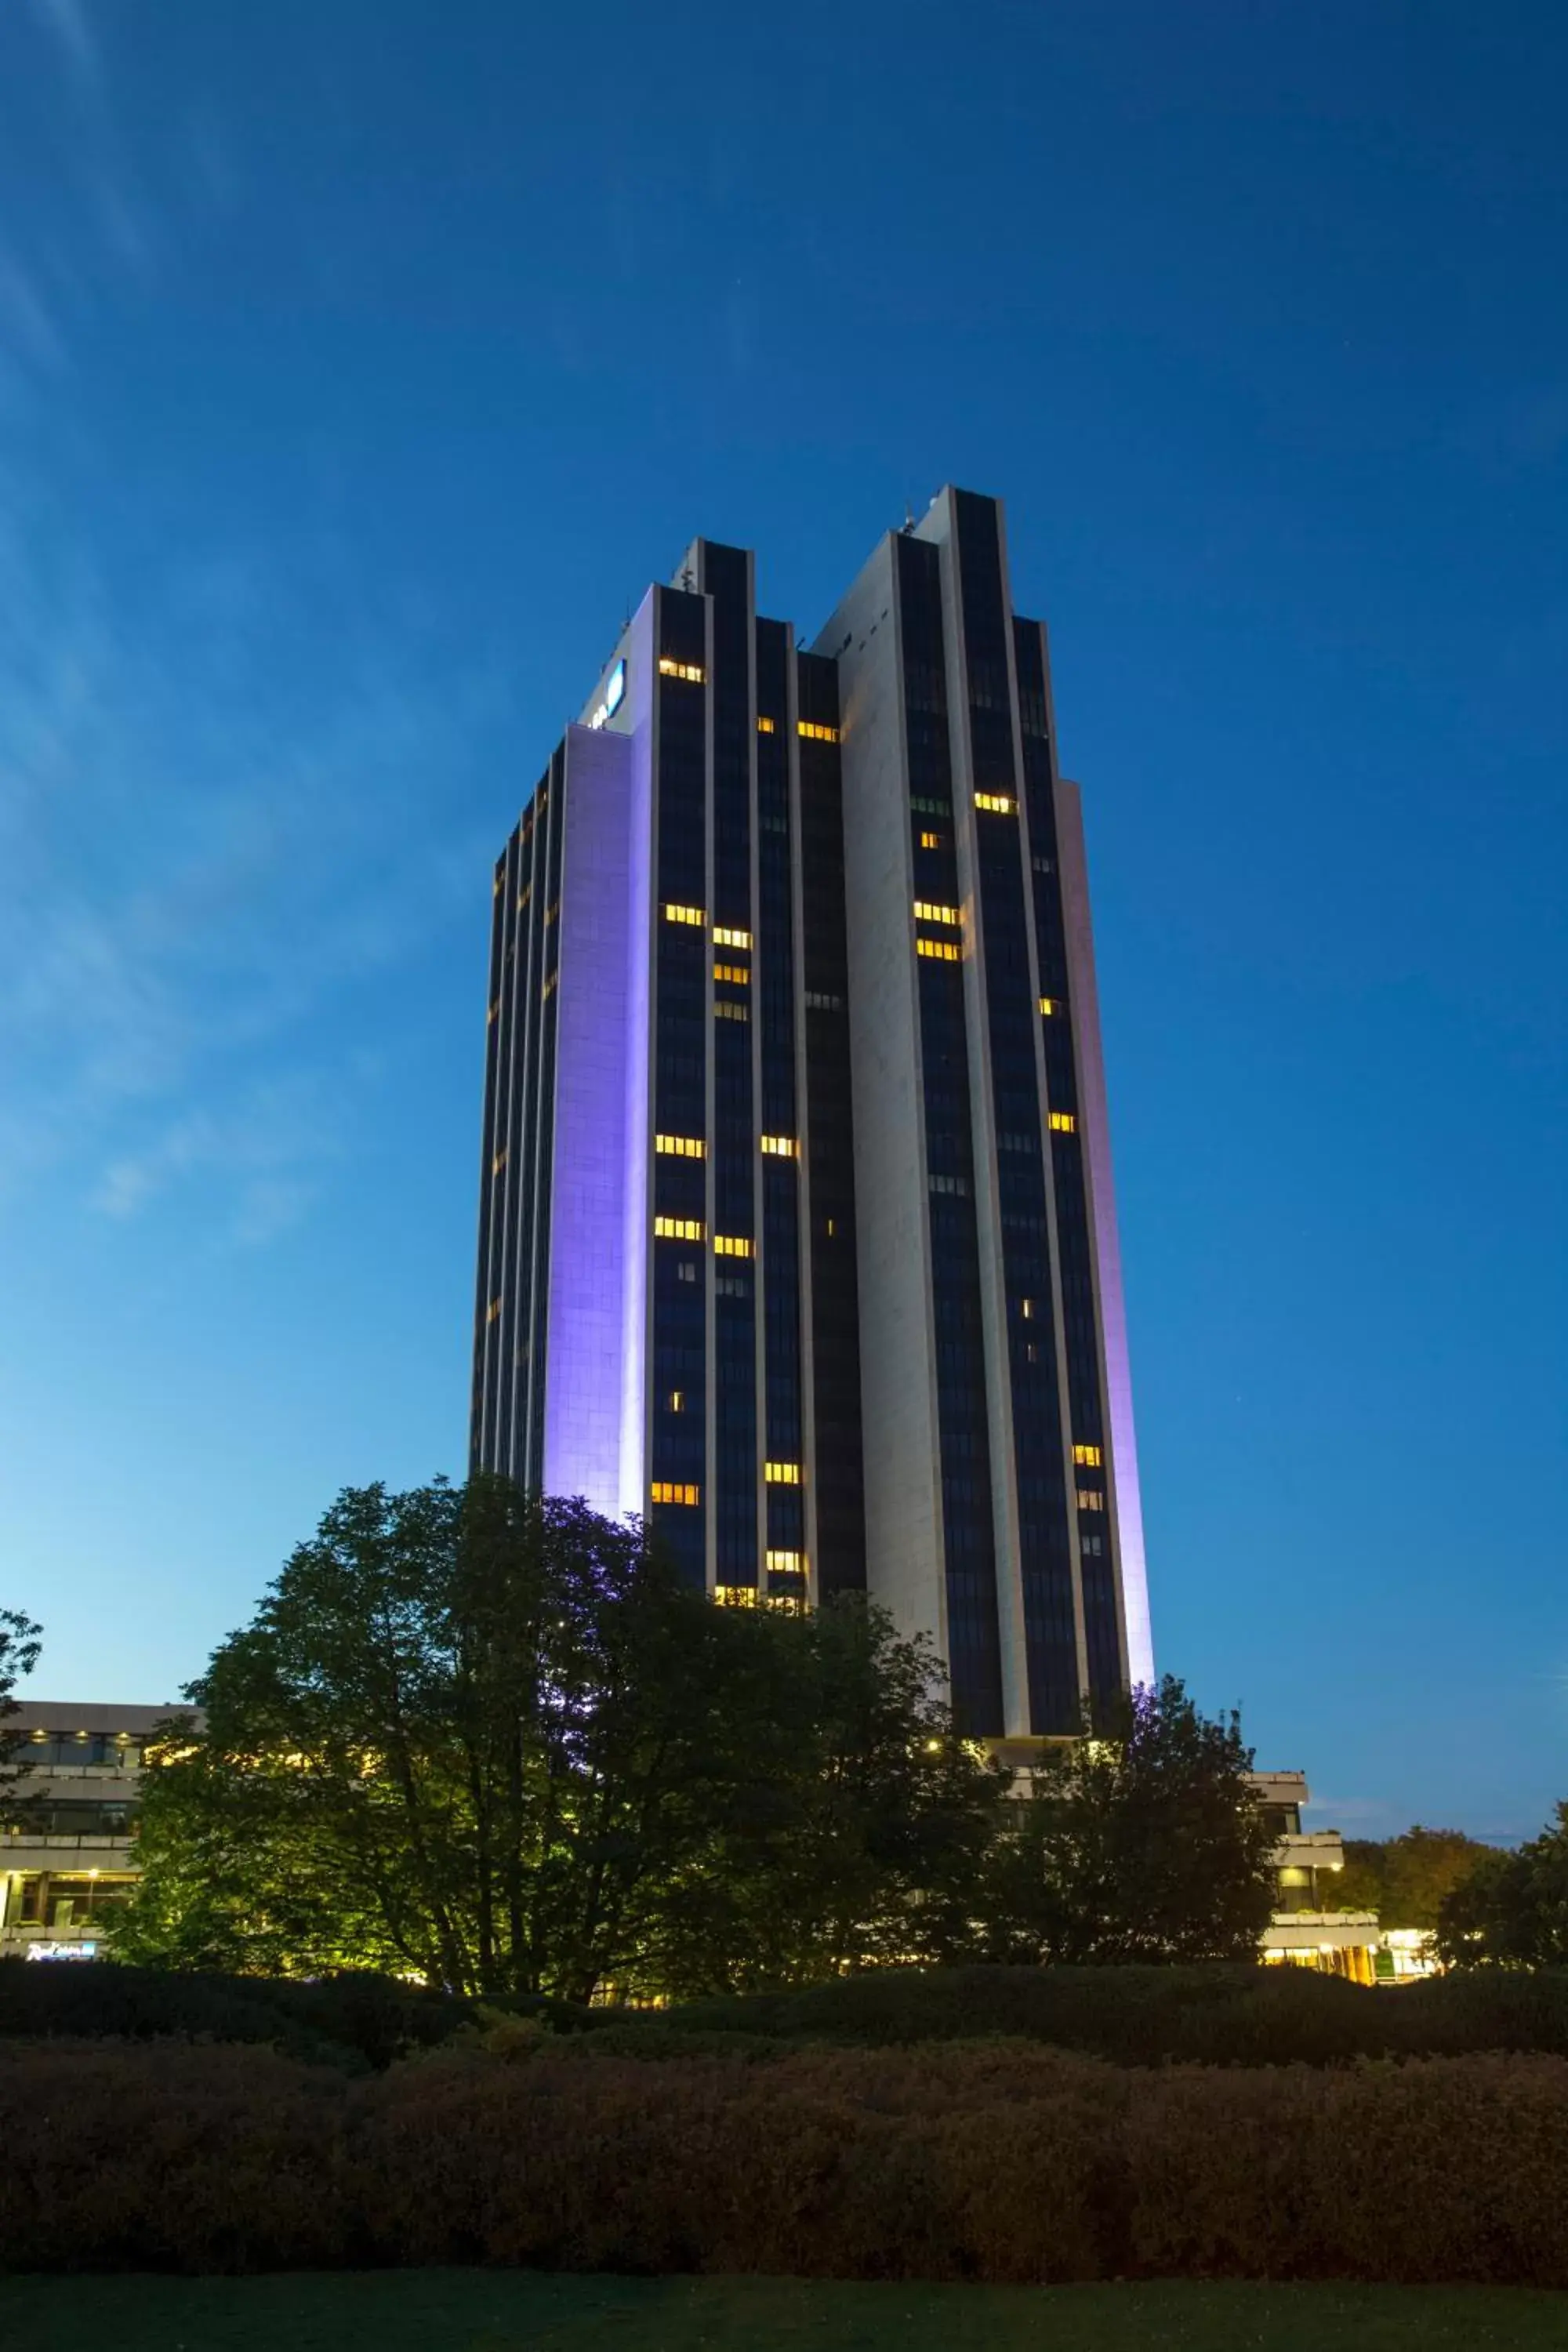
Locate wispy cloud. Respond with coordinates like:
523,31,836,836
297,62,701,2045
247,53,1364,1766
29,0,101,90
0,477,508,1247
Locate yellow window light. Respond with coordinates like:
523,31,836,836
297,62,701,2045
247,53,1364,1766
1076,1489,1105,1512
766,1548,804,1573
715,1000,749,1022
658,657,705,684
913,900,962,927
485,1298,502,1325
517,883,532,910
764,1461,801,1484
919,829,942,849
1039,996,1060,1016
492,1149,509,1176
975,793,1018,814
655,1133,706,1158
713,962,751,985
713,925,752,950
663,902,705,927
1048,1111,1076,1134
714,1584,758,1608
757,715,776,734
542,971,557,1000
916,938,961,962
1020,1298,1035,1319
797,719,840,743
486,999,499,1025
760,1134,797,1158
668,1391,684,1413
652,1480,701,1506
654,1215,705,1242
1073,1443,1103,1468
713,1233,754,1258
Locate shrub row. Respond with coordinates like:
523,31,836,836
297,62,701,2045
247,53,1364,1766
5,2033,1568,2283
0,1959,485,2072
651,1962,1568,2066
12,1958,1568,2072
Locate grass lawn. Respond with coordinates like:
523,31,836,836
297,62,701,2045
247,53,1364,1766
2,2273,1566,2350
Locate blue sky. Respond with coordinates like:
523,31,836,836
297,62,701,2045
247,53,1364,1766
1,0,1563,1839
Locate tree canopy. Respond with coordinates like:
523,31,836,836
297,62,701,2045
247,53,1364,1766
0,1608,42,1831
1436,1804,1568,1969
1335,1825,1492,1931
114,1478,1008,2000
976,1675,1279,1963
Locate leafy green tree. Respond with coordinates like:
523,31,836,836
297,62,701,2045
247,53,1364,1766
649,1597,1010,1992
1436,1804,1568,1969
113,1479,1004,2000
0,1610,43,1830
975,1675,1278,1963
1336,1825,1491,1929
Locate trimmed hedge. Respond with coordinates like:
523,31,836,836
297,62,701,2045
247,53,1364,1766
648,1963,1568,2067
0,1959,479,2071
5,2034,1568,2282
12,1959,1568,2071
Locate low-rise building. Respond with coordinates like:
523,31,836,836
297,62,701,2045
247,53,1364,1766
0,1701,195,1959
1250,1769,1380,1984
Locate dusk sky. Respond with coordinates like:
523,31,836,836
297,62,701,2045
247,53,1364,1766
1,0,1563,1840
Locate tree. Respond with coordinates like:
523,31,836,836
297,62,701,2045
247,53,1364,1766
1335,1826,1491,1930
1436,1803,1568,1969
648,1596,1010,1993
975,1675,1278,1963
114,1477,1004,2000
0,1609,43,1830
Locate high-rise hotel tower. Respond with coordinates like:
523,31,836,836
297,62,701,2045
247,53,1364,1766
471,490,1153,1737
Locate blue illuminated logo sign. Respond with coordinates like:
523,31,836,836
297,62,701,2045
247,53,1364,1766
588,658,626,731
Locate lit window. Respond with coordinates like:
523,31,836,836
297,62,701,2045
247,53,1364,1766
655,1134,706,1159
1039,996,1060,1016
664,902,705,927
542,971,557,999
713,962,751,985
668,1392,684,1414
766,1548,804,1574
652,1480,701,1506
715,1000,749,1022
486,999,499,1024
1048,1112,1076,1133
764,1461,800,1484
714,1584,758,1608
916,938,961,962
1020,1298,1034,1319
492,1149,508,1176
485,1297,502,1325
760,1135,797,1157
654,1215,705,1241
757,715,776,735
913,900,962,927
975,793,1017,815
1073,1443,1103,1468
713,925,752,949
492,873,503,898
825,1217,836,1236
714,1234,754,1258
517,883,532,911
544,899,559,924
658,658,705,684
797,720,840,742
1077,1489,1105,1512
919,830,942,849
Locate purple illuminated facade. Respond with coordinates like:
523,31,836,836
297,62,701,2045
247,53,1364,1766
472,491,1153,1738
